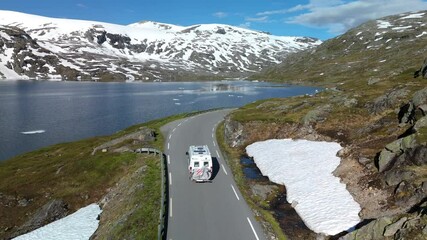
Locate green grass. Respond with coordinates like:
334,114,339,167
108,157,161,239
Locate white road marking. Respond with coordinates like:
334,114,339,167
222,164,228,175
216,150,220,157
167,143,170,150
169,172,172,186
231,185,240,201
212,133,214,138
169,134,172,140
247,217,260,240
167,155,170,165
172,128,176,133
170,198,173,217
213,141,216,147
178,123,182,127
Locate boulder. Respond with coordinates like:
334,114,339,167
414,58,427,78
224,117,246,147
383,217,407,237
17,199,68,236
378,149,397,172
302,104,331,126
367,88,408,115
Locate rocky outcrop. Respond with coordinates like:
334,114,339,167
224,117,247,147
373,88,427,217
341,211,427,240
414,58,427,78
92,127,155,155
13,199,69,238
367,88,409,115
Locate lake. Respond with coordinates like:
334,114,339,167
0,80,319,161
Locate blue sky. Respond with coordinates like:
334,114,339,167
1,0,427,40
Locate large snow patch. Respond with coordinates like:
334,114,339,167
246,139,361,235
14,203,102,240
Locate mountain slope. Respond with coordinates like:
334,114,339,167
253,10,427,86
0,11,320,81
224,10,427,239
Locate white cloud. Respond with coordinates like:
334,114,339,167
239,22,251,29
245,16,269,23
287,0,427,34
256,0,427,35
213,12,228,18
77,3,87,8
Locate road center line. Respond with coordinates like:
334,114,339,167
169,198,173,217
213,141,216,147
167,155,170,165
178,123,182,127
167,142,170,150
231,185,240,201
222,164,228,175
169,134,172,140
247,217,260,240
172,128,176,133
169,172,172,186
216,150,220,157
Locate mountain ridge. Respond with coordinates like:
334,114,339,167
0,10,321,81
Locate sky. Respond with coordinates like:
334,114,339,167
1,0,427,40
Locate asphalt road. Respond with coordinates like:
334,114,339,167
161,109,266,240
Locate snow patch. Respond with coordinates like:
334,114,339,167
377,20,392,29
246,139,361,235
400,12,425,19
21,130,46,135
14,203,102,240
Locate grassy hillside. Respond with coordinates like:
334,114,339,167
0,112,192,239
224,10,427,239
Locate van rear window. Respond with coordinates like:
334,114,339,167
194,162,199,167
203,161,209,167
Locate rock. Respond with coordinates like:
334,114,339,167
250,184,277,201
343,217,393,240
17,199,68,235
343,98,358,108
224,117,246,147
302,104,331,126
383,217,407,237
414,58,427,78
384,138,403,154
385,170,415,186
412,87,427,107
17,198,30,207
367,88,408,115
358,157,371,165
378,149,396,172
414,115,427,132
92,127,155,155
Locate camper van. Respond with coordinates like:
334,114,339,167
187,145,212,182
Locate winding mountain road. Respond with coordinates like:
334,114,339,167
161,109,266,240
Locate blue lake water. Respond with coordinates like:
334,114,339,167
0,80,319,161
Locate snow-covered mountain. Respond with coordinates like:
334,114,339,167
0,11,321,81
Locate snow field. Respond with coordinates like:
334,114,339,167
246,139,361,236
14,204,102,240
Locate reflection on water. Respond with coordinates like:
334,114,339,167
0,80,320,161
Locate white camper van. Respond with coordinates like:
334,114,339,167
187,145,212,182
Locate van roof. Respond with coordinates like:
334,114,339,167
189,145,210,155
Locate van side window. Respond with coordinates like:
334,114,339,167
203,161,209,167
194,162,199,168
